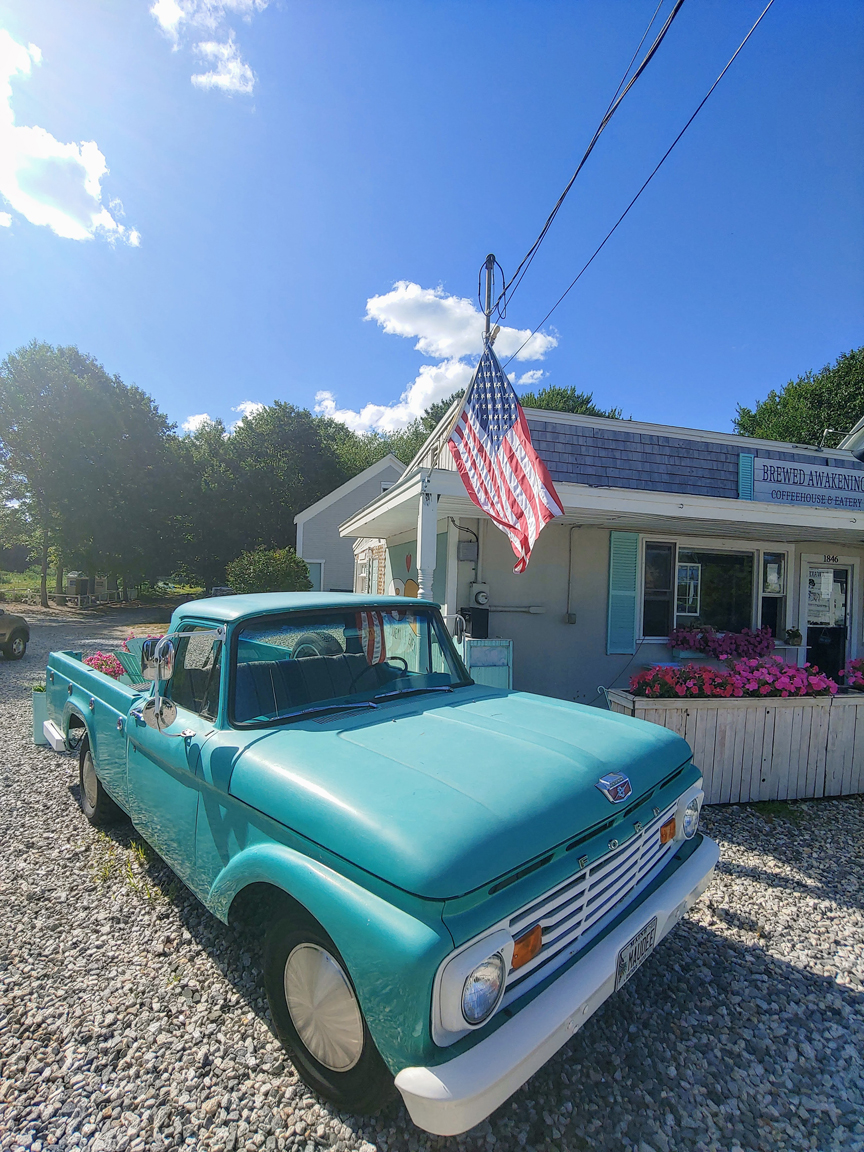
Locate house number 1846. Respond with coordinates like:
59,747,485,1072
823,555,839,563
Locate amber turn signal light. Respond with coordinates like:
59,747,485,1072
659,816,677,844
512,924,543,971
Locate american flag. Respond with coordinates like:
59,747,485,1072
447,342,564,572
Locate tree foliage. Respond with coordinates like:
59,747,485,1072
734,348,864,446
0,342,177,604
518,383,622,419
225,546,311,594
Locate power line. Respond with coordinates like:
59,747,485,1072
494,0,687,318
503,0,778,370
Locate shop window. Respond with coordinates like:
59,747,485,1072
677,549,754,633
642,542,757,637
643,542,674,637
760,552,786,639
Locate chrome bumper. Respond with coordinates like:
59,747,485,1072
395,834,720,1136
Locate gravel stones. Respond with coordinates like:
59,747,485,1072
0,606,862,1151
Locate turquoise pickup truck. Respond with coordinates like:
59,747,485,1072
43,593,718,1135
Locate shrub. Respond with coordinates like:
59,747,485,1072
669,624,775,660
630,657,837,699
225,546,311,595
84,651,126,680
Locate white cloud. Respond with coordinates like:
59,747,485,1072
0,211,11,226
316,359,475,436
192,34,254,94
182,412,215,433
151,0,266,93
0,30,138,244
232,400,264,420
318,282,558,434
229,399,264,429
514,369,545,387
364,281,557,363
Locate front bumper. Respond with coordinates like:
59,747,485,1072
395,833,720,1136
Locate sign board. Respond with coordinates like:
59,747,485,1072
753,460,864,510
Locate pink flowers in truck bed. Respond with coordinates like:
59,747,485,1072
631,657,837,699
83,651,126,680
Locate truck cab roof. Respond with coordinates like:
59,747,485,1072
173,592,438,626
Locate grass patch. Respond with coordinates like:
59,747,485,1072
746,799,807,824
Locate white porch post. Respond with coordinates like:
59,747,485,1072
416,487,439,600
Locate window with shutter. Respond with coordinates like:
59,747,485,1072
607,532,639,654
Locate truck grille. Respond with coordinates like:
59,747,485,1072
502,800,678,1005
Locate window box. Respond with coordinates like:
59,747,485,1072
606,690,864,804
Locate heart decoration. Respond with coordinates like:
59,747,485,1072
405,553,412,573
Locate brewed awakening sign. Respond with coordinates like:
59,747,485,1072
753,460,864,510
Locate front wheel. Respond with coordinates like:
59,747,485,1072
263,914,394,1115
3,632,27,660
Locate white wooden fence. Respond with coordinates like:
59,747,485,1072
607,690,864,805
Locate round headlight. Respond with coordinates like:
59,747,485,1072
461,953,505,1025
682,797,700,839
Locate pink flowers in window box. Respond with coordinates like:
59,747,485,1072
630,657,837,699
842,658,864,689
668,625,775,660
83,651,126,680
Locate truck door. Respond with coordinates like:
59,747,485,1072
126,628,223,882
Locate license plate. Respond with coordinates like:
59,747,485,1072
615,917,657,991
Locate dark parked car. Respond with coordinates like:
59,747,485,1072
0,607,29,659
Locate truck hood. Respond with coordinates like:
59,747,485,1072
228,688,692,899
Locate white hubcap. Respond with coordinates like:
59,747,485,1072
82,752,99,808
283,943,364,1072
10,637,24,656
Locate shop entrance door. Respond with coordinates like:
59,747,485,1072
806,565,849,683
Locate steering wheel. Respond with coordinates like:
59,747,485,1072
348,656,408,692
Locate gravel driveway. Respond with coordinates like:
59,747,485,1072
1,609,863,1152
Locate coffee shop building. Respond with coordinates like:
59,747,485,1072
340,407,864,706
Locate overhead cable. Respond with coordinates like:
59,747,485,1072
503,0,778,369
495,0,687,318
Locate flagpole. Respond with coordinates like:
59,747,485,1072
429,254,497,470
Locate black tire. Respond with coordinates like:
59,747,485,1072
263,912,394,1115
79,740,124,826
291,632,343,659
3,631,27,660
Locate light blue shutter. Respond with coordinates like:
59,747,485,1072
738,453,754,500
607,532,639,655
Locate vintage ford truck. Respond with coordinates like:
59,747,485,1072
43,593,719,1135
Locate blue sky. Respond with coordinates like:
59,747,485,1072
0,0,861,438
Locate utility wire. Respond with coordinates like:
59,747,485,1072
494,0,687,318
503,0,777,369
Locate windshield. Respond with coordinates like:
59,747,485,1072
231,605,472,726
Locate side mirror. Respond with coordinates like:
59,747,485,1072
141,637,175,682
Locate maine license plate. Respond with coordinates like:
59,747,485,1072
615,917,658,991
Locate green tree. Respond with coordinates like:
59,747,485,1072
734,348,864,446
518,383,622,418
225,546,311,594
0,342,175,605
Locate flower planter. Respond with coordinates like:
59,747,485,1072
32,688,48,745
606,689,864,805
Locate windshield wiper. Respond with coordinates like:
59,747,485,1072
372,686,453,703
277,700,379,723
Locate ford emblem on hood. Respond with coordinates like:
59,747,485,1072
596,772,633,803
